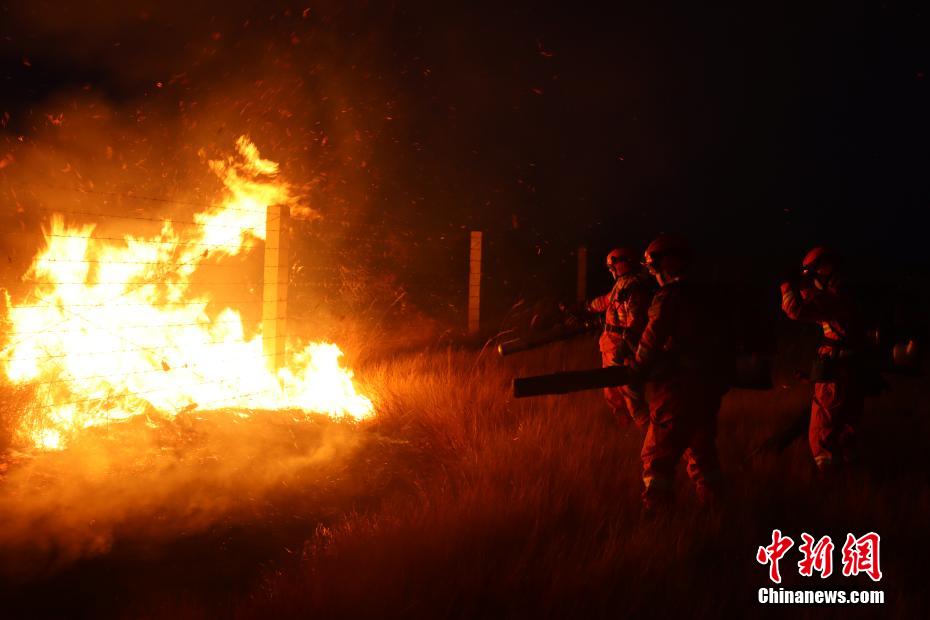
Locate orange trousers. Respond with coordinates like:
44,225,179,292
810,379,864,471
640,375,724,509
601,349,648,428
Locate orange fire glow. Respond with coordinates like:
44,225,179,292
1,136,373,450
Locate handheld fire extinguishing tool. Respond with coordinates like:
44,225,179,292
499,245,923,459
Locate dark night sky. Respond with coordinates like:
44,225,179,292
1,1,928,318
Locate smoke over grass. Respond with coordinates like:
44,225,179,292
0,338,927,616
0,7,441,577
0,407,369,581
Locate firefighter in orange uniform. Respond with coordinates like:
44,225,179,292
780,247,866,476
586,248,654,428
633,235,729,515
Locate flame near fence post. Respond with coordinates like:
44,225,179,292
468,231,482,335
0,137,376,451
262,204,290,372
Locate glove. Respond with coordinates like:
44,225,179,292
781,270,814,294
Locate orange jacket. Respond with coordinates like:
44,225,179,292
635,277,728,383
588,272,653,358
780,280,860,358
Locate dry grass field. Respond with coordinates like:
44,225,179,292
0,335,927,619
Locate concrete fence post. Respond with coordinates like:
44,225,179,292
468,231,482,335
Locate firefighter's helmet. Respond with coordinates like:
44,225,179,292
801,246,842,286
801,246,840,275
606,247,639,277
643,234,690,276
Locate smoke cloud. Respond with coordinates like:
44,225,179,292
0,411,366,581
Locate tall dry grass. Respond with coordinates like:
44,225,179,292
0,336,926,618
235,338,929,619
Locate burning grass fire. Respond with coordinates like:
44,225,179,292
1,136,373,451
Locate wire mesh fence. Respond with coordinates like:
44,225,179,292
1,181,594,405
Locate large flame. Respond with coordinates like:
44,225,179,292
1,136,373,450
